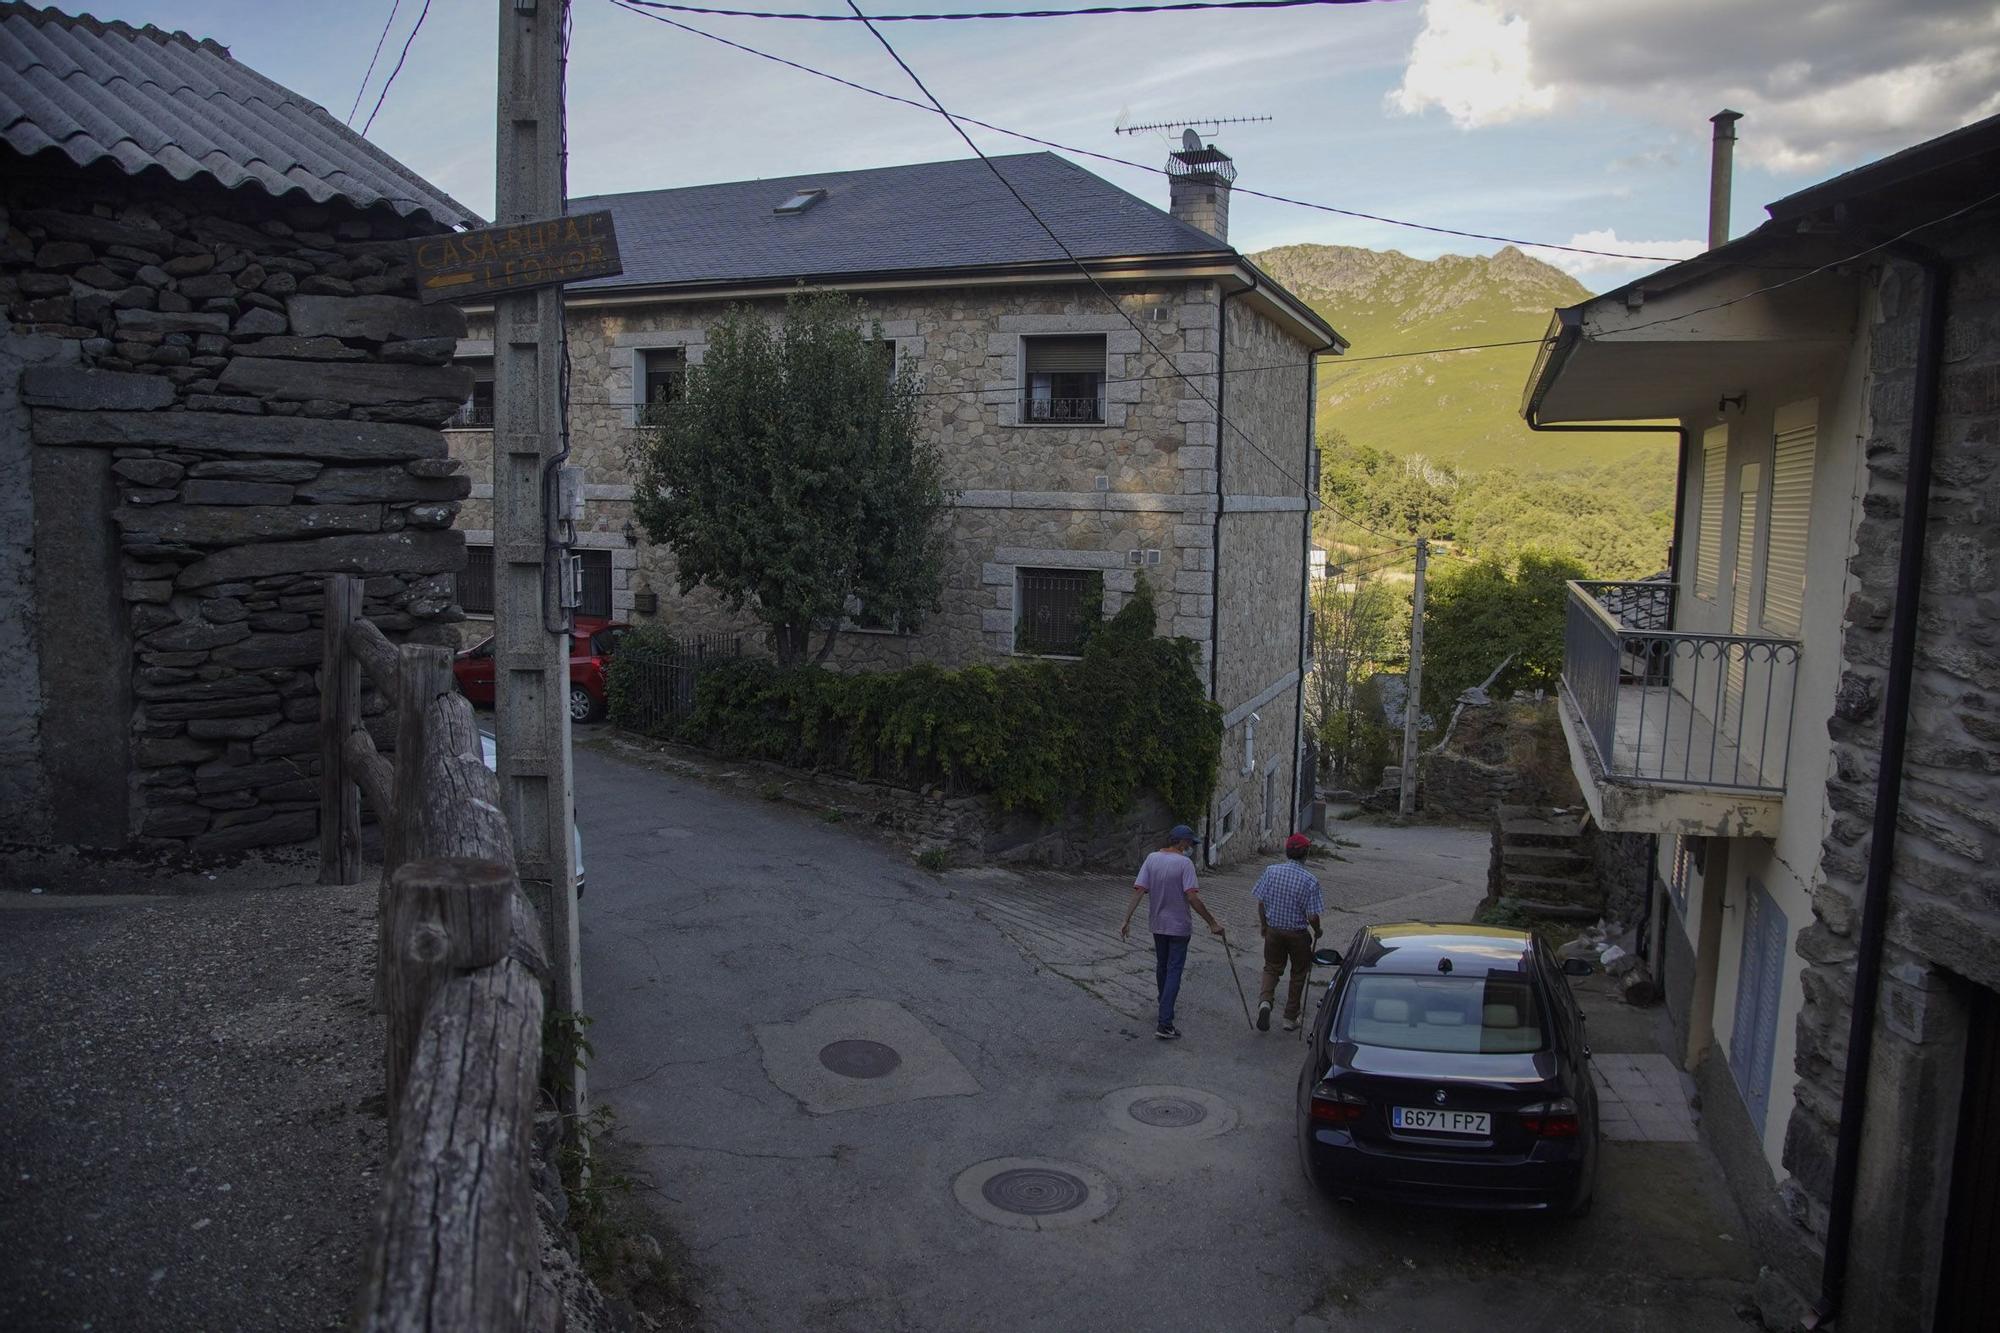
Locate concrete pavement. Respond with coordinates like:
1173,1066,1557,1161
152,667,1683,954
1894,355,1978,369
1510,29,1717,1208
576,741,1757,1331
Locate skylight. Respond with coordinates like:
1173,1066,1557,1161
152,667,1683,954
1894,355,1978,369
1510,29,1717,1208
774,188,826,215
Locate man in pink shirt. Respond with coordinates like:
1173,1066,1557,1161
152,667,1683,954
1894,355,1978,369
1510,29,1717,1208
1119,824,1226,1040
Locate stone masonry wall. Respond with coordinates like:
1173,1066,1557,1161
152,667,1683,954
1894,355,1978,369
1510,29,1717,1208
2,158,469,857
1780,217,2000,1328
450,280,1225,669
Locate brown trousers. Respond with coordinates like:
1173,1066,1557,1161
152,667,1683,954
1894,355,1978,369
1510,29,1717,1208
1260,927,1313,1019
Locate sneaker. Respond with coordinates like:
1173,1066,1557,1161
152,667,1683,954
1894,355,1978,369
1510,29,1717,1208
1282,1016,1301,1032
1256,1001,1272,1032
1154,1024,1182,1041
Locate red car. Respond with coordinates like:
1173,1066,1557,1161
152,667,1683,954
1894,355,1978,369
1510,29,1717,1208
454,617,631,723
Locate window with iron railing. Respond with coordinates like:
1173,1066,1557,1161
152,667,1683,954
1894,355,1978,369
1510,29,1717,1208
458,544,494,615
1015,566,1103,656
1021,334,1106,424
575,549,613,619
451,378,494,429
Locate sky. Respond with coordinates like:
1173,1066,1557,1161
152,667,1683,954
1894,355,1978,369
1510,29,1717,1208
69,0,2000,291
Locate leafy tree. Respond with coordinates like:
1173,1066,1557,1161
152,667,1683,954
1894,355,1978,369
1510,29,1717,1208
629,290,952,665
1305,574,1401,789
1418,549,1586,721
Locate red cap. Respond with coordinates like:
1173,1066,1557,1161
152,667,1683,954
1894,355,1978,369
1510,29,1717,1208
1285,834,1312,854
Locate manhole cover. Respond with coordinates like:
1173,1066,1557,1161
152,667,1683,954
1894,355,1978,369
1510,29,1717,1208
952,1157,1116,1230
817,1039,901,1079
1129,1095,1208,1128
981,1167,1091,1216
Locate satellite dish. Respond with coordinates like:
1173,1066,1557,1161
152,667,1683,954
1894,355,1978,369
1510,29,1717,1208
1181,128,1202,152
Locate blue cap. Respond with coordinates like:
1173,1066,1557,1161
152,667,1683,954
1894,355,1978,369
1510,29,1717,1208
1169,823,1200,845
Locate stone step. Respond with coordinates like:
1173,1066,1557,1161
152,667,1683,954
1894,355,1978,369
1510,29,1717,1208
1497,896,1602,922
1501,873,1601,906
1504,846,1592,877
1500,817,1585,848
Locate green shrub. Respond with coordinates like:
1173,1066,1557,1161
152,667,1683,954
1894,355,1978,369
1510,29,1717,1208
627,579,1219,821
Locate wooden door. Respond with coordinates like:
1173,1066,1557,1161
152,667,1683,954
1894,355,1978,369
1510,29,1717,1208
1727,875,1786,1132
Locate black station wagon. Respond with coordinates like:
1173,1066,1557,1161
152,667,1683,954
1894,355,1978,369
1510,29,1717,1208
1296,923,1598,1214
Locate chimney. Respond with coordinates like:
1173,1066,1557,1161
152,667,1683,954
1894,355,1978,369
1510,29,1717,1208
1708,109,1742,252
1168,130,1235,244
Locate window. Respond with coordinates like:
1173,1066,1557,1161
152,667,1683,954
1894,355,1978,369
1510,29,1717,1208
1015,567,1103,656
1695,425,1727,600
1022,335,1106,424
1764,399,1817,636
640,348,686,420
1338,972,1547,1054
459,544,494,615
574,549,612,619
872,339,898,388
843,592,910,636
452,377,494,428
774,188,826,215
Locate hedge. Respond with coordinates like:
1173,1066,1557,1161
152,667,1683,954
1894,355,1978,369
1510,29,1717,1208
608,579,1220,821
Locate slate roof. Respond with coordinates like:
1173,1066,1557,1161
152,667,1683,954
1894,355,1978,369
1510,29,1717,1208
0,2,474,229
568,152,1233,292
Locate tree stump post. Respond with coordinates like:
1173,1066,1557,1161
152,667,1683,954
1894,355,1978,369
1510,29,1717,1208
317,574,363,885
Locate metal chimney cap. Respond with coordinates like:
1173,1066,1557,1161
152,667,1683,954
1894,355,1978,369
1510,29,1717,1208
1711,108,1744,131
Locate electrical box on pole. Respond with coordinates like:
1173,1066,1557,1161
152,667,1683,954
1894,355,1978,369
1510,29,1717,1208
494,0,583,1105
1399,537,1428,817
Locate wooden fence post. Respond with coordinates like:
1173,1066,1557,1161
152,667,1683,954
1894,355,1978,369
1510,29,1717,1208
382,856,522,1118
317,574,362,885
376,644,456,1011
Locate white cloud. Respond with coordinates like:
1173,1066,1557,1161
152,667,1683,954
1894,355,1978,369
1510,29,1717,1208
1387,0,1554,127
1541,230,1705,285
1389,0,2000,172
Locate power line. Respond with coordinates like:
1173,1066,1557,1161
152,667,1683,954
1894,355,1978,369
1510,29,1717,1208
621,0,1379,18
360,0,433,137
602,0,1694,264
347,0,402,126
839,0,1325,511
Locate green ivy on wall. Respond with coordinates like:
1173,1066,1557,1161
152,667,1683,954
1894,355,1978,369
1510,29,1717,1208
607,578,1221,822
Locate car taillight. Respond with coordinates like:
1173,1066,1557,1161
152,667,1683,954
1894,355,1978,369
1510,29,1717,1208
1519,1098,1581,1138
1309,1085,1366,1125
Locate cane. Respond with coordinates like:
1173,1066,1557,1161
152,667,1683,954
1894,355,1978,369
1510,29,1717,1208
1220,932,1257,1031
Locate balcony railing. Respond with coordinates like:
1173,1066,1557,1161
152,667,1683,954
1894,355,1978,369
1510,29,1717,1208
1562,580,1799,791
1022,395,1104,424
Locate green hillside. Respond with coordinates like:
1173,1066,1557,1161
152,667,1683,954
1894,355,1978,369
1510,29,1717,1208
1252,243,1669,473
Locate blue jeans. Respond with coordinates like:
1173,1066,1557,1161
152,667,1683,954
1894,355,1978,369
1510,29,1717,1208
1153,933,1190,1028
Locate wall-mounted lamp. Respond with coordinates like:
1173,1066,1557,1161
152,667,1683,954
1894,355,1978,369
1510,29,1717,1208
1716,393,1747,419
622,519,638,546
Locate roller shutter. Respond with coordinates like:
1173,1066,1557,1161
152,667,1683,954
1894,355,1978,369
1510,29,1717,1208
1763,400,1817,637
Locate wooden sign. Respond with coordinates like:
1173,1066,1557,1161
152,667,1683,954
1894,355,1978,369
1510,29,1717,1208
410,210,622,304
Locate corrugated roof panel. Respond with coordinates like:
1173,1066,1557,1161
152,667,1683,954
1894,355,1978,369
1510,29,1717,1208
0,2,474,229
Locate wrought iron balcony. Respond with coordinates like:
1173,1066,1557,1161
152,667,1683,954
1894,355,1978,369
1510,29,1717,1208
1561,580,1799,799
1022,395,1104,424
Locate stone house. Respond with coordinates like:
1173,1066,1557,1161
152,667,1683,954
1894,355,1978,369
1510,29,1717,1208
1524,114,2000,1328
448,148,1343,863
1,4,475,860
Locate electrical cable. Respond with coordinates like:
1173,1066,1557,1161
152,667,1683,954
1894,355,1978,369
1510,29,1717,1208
347,0,402,126
619,0,1380,20
838,0,1335,519
603,0,1695,264
360,0,433,136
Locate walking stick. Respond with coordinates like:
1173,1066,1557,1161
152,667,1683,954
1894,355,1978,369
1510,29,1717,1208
1220,933,1256,1031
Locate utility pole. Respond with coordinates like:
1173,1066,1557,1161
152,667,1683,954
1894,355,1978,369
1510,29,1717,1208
494,0,583,1086
1398,537,1429,817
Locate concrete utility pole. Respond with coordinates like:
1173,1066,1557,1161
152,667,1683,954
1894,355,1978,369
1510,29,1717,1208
494,0,583,1067
1398,537,1429,817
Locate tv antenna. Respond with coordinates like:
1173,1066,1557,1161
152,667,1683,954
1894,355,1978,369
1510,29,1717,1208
1113,114,1272,137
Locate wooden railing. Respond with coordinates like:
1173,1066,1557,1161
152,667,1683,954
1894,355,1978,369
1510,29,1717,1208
316,573,554,1332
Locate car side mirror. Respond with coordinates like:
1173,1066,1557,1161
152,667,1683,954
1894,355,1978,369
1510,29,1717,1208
1561,957,1593,977
1314,948,1342,967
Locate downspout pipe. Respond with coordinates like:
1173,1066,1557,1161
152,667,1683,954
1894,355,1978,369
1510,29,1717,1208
1206,280,1248,865
1293,350,1317,834
1816,238,1951,1325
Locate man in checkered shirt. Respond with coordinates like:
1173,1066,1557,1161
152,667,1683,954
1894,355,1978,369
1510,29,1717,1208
1253,833,1324,1032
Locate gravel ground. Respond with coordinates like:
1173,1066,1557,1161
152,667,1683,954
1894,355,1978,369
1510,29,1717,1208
0,880,384,1332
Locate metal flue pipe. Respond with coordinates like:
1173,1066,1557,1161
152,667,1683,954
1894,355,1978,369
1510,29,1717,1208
1709,110,1743,251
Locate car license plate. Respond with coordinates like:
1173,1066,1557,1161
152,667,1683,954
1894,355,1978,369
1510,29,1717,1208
1392,1106,1490,1135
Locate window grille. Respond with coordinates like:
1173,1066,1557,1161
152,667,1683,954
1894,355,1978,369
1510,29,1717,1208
1015,567,1102,656
458,544,494,615
452,378,494,428
575,549,613,619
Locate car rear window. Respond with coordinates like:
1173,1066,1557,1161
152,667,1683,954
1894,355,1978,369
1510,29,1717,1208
1337,972,1546,1054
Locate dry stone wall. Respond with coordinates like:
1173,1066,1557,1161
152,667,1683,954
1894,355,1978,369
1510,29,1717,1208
3,163,468,857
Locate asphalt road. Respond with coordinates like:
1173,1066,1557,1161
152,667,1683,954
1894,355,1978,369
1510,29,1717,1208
576,740,1756,1332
